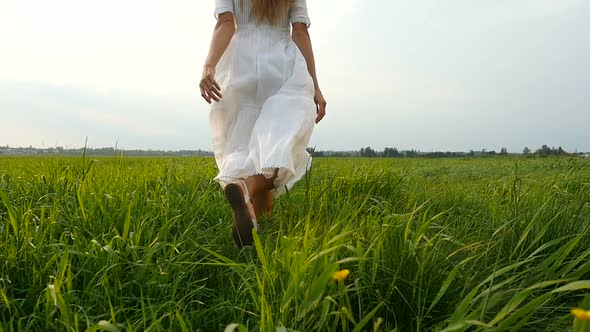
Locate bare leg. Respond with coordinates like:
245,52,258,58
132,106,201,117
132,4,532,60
244,168,278,197
252,190,273,219
226,169,279,247
245,168,278,219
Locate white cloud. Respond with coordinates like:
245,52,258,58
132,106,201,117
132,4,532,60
0,0,213,96
1,0,589,151
518,0,583,19
308,0,360,32
0,81,210,149
429,0,586,30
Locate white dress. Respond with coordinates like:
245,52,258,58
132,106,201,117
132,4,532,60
210,0,316,198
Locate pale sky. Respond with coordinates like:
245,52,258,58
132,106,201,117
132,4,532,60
1,0,589,152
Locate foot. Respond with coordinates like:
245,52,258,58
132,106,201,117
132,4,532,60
224,180,258,248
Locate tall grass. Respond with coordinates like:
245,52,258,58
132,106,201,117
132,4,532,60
1,156,589,331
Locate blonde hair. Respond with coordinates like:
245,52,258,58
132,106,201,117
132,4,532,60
250,0,294,25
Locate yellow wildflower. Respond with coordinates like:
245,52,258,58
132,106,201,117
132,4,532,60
332,269,350,281
571,308,590,321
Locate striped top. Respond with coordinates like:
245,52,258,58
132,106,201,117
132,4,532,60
214,0,311,30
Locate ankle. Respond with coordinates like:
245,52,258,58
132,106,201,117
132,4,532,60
266,178,276,190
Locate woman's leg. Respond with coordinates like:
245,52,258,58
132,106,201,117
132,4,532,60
252,190,273,219
244,168,278,197
244,168,279,219
226,169,278,247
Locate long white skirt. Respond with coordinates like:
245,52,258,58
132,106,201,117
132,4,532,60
209,27,317,198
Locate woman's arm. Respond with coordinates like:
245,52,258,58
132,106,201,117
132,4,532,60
200,12,235,104
292,23,327,123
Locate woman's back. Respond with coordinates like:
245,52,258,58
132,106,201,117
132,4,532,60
204,0,326,247
215,0,310,33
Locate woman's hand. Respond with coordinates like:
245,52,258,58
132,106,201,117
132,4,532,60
200,66,222,104
314,88,327,124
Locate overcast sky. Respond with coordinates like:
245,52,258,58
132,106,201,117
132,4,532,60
1,0,589,152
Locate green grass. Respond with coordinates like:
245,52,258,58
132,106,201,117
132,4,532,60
1,155,590,331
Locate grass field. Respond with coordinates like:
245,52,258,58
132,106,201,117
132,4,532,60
1,155,590,331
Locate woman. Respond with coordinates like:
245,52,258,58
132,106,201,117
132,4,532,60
200,0,326,247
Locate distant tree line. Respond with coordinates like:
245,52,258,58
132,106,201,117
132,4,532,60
0,145,587,158
523,145,569,156
0,146,212,157
307,145,588,158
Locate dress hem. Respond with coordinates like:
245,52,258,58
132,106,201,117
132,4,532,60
213,159,311,199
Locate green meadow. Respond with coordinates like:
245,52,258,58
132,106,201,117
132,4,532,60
1,156,590,331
